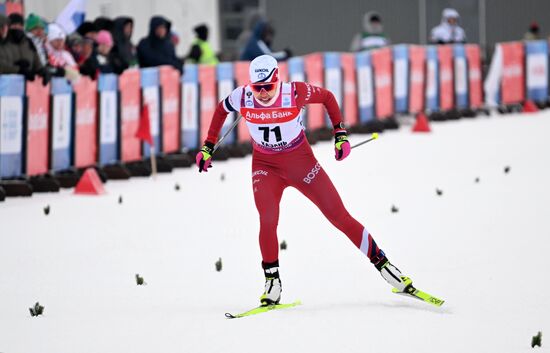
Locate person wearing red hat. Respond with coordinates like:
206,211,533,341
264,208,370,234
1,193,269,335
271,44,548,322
196,54,414,306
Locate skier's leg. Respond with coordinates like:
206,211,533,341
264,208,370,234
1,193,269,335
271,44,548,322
252,159,287,304
288,152,412,291
252,166,287,264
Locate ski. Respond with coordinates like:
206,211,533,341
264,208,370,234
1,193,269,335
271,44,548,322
225,300,302,319
392,286,445,307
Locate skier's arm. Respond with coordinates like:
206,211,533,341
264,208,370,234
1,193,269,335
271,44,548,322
294,81,350,161
205,100,231,145
294,81,343,127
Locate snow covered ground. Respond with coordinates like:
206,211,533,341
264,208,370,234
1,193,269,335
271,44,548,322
1,112,549,353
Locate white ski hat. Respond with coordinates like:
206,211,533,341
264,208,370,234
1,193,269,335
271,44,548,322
48,23,66,42
249,55,279,83
442,8,459,19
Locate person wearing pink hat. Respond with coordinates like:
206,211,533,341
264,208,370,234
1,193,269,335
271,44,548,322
79,29,115,79
96,30,114,68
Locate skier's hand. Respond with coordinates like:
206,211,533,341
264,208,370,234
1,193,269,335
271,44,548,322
334,128,351,161
195,142,214,172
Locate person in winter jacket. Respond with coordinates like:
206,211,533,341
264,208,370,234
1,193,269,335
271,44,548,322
240,20,291,61
45,23,80,83
430,8,466,44
25,13,48,66
236,8,265,60
95,30,115,73
0,13,43,80
350,11,390,51
110,16,137,74
186,23,218,65
137,16,183,72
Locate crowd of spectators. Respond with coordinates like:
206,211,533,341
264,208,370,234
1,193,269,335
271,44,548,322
0,8,297,86
0,12,191,85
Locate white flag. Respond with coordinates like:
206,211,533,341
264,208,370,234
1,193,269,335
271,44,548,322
55,0,87,34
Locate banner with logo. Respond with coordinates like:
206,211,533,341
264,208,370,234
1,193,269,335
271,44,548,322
119,69,142,162
181,64,199,150
234,61,251,144
525,40,549,103
217,62,236,146
50,77,73,172
438,45,454,111
304,53,326,130
141,68,161,157
409,45,426,114
340,53,358,126
324,53,342,126
393,45,409,114
159,66,180,153
501,42,525,105
98,74,118,165
0,75,25,178
466,45,483,109
372,47,393,119
25,79,50,176
198,65,217,145
425,46,439,112
355,51,374,123
73,76,97,168
453,45,468,110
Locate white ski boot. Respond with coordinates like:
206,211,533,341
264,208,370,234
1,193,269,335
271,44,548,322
373,254,412,292
260,263,282,306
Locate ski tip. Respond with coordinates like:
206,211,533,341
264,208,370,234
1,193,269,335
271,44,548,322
372,132,379,139
225,313,237,319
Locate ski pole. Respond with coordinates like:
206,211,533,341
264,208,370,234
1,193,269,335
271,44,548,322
351,133,379,149
213,114,243,153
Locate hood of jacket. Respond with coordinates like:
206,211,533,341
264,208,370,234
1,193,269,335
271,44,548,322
148,16,171,40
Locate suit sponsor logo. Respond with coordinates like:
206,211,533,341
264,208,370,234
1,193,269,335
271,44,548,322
252,170,269,177
303,162,321,184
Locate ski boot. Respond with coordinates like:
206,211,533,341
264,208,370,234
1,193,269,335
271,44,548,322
372,252,412,292
260,261,282,306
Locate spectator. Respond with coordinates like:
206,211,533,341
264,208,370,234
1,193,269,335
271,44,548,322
78,37,98,79
110,16,137,74
236,9,265,60
240,20,291,61
137,16,183,72
0,13,43,79
25,13,48,66
93,17,114,33
45,23,80,83
430,8,466,44
77,21,99,41
524,22,541,41
79,30,115,79
67,32,84,63
186,23,219,65
350,11,390,51
96,30,115,73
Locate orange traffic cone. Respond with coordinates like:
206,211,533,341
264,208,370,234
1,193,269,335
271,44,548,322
74,168,105,195
412,112,431,133
522,100,538,113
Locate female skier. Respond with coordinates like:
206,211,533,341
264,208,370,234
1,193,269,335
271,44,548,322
196,55,412,306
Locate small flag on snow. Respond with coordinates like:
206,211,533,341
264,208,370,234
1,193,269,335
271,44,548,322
55,0,87,34
136,104,154,146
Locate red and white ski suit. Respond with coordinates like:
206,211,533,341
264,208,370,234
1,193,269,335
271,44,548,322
206,81,382,265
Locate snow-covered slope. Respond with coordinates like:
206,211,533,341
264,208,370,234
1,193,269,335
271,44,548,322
1,112,549,353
